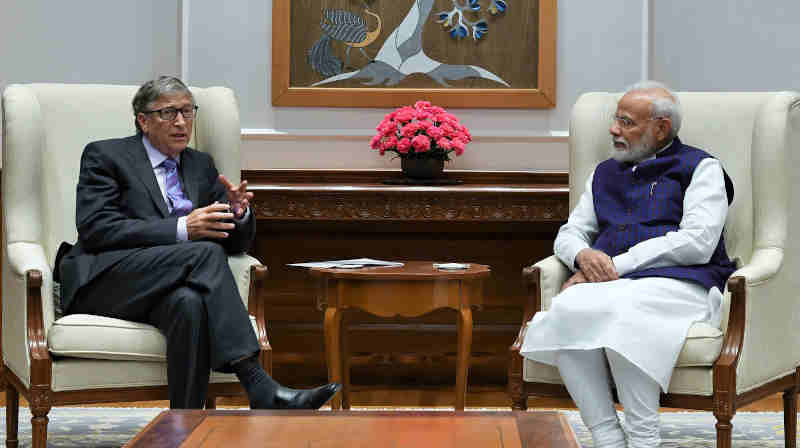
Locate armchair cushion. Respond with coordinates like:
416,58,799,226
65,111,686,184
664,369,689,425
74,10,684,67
48,313,259,362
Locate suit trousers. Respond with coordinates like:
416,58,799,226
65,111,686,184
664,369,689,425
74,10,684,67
66,241,260,408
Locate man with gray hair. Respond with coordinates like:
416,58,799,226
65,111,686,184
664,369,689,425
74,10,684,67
521,81,736,447
59,76,341,410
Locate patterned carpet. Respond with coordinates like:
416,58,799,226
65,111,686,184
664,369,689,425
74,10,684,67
0,407,793,447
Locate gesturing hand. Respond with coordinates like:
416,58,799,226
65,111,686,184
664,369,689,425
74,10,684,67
575,248,619,283
218,174,254,219
561,271,588,292
186,202,235,240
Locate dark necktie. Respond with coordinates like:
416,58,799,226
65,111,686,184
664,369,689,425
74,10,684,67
161,158,193,217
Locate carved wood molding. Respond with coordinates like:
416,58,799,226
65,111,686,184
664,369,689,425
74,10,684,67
243,170,568,185
245,170,569,222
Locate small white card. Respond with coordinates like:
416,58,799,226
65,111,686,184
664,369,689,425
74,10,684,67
433,263,471,270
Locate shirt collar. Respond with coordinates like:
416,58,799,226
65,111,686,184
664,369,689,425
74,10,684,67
638,139,674,163
142,135,180,168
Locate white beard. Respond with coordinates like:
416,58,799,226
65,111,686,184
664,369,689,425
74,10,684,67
611,129,658,163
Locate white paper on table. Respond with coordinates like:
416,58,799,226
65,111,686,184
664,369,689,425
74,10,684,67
433,263,471,270
288,258,405,269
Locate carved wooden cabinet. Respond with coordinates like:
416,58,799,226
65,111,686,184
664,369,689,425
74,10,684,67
245,170,568,400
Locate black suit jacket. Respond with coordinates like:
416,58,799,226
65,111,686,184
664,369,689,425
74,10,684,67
59,134,256,312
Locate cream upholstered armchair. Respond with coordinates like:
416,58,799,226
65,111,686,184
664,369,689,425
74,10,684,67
1,83,271,448
509,91,800,448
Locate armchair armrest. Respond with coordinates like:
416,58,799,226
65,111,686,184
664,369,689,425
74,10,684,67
730,247,782,286
226,253,272,373
715,247,791,394
226,254,264,309
512,255,570,354
7,242,51,279
529,255,571,312
3,242,54,387
508,255,568,406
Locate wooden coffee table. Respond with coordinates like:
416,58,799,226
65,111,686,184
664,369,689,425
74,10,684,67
311,261,491,410
125,410,579,448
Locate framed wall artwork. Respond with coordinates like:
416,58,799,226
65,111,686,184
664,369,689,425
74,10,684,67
271,0,557,108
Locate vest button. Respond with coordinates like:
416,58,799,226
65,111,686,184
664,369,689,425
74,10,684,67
618,224,626,231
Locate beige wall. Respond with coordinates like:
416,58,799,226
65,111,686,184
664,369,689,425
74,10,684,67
3,1,800,171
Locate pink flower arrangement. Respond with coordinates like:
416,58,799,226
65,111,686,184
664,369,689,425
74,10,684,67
370,101,472,161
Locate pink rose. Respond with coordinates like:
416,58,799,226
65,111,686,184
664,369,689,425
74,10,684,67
382,136,398,151
451,137,466,156
414,100,432,110
440,123,456,136
381,121,398,137
394,106,416,122
427,126,444,140
411,134,431,152
397,138,412,154
415,111,432,121
436,138,453,150
376,118,390,131
370,135,382,150
401,122,420,138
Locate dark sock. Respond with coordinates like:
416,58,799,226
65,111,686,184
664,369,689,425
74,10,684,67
231,355,280,409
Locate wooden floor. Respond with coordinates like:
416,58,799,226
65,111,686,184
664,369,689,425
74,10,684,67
0,388,787,411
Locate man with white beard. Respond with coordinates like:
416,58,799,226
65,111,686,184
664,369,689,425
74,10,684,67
521,81,736,448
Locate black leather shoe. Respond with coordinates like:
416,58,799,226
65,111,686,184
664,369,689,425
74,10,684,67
274,383,342,410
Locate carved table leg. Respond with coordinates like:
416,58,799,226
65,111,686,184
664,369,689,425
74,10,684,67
341,313,351,410
324,307,344,410
455,306,473,411
29,387,52,448
5,383,19,448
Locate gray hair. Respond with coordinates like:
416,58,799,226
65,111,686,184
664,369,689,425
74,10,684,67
625,80,682,139
132,76,194,133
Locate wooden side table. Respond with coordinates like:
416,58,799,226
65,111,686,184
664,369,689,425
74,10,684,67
312,261,491,410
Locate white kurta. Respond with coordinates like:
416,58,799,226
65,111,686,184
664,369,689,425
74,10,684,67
521,156,729,391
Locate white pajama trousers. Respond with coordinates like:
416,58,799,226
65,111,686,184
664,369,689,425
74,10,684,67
521,277,722,448
558,348,661,448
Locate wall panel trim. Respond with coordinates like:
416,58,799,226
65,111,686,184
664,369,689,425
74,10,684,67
241,129,569,144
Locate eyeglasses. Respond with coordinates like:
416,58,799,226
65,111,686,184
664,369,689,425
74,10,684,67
143,105,199,121
613,115,662,130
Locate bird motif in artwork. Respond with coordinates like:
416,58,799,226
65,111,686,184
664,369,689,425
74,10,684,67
308,2,383,77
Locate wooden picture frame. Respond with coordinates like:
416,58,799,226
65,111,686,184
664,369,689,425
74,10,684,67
271,0,557,108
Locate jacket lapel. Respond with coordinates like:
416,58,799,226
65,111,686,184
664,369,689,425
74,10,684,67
128,136,170,217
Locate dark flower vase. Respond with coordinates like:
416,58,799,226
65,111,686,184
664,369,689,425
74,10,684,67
401,157,444,179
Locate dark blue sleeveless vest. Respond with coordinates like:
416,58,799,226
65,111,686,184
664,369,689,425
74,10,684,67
591,137,736,291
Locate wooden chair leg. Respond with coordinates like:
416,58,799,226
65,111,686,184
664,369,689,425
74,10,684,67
714,415,733,448
784,388,798,448
507,351,528,410
205,395,217,410
29,387,52,448
5,384,19,448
